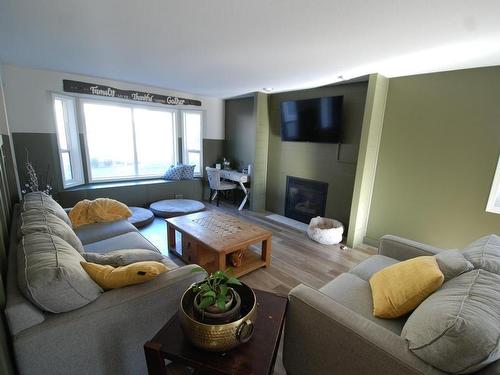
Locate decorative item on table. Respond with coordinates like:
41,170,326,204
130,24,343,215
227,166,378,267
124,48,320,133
229,249,245,267
179,267,257,352
223,157,231,170
21,149,53,197
215,163,221,170
307,216,344,245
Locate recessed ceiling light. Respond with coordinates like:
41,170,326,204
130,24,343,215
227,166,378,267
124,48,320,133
262,87,273,92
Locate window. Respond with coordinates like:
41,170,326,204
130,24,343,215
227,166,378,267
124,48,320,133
486,154,500,214
82,101,177,181
181,111,203,177
53,95,84,187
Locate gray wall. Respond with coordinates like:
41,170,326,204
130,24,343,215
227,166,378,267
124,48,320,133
224,97,256,171
266,81,368,228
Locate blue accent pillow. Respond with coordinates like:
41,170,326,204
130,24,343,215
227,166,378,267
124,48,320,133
163,165,183,180
182,165,195,180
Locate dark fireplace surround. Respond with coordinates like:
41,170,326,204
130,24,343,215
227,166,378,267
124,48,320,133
285,176,328,224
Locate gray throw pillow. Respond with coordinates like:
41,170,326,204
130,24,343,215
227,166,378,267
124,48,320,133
22,191,72,227
83,249,164,267
18,232,103,313
435,250,474,282
402,269,500,374
18,210,85,253
461,234,500,275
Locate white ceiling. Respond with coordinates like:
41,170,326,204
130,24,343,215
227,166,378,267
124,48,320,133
1,0,500,98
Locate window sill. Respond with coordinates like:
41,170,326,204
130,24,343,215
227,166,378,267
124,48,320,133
63,177,202,192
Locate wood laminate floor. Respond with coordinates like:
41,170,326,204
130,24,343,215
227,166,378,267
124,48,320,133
139,201,376,375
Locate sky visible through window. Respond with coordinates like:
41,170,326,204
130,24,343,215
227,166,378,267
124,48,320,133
83,102,176,180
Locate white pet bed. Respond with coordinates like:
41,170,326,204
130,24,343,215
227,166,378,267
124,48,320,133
307,216,344,245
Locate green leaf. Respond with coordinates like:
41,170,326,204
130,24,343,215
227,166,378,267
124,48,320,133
198,296,214,310
227,277,242,285
219,284,228,298
216,294,226,310
203,291,216,298
200,283,211,292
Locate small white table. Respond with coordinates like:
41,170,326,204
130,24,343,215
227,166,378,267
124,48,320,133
219,169,250,210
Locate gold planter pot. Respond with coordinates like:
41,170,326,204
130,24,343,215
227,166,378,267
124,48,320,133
179,283,257,352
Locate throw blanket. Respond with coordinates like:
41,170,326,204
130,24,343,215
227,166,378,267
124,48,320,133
69,198,132,228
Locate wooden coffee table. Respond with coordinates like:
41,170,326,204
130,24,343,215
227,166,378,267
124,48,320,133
144,289,287,375
166,211,272,277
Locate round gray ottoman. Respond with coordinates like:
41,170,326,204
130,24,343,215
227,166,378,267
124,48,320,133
149,199,205,218
127,207,155,228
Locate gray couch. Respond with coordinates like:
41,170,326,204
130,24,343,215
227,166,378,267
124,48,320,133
5,202,204,375
283,235,500,375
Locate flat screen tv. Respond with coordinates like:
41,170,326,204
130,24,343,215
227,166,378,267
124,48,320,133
280,96,343,143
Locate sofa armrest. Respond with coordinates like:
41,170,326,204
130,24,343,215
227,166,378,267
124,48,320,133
378,235,444,261
284,284,445,375
11,265,204,375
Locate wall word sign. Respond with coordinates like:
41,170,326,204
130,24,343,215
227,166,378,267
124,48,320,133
62,80,202,106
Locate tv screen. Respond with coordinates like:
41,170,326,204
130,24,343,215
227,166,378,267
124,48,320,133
280,96,343,143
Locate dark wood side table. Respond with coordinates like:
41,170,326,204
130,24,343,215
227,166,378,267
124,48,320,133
144,289,287,375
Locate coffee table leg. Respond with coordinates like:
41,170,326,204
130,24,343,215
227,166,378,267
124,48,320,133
262,237,272,267
167,223,176,255
218,252,226,271
144,341,166,375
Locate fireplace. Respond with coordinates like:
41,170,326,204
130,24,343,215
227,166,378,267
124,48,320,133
285,176,328,224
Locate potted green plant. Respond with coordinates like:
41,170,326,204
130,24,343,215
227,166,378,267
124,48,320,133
191,267,242,324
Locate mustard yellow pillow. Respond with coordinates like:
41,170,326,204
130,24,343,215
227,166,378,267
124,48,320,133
369,256,444,318
81,261,168,290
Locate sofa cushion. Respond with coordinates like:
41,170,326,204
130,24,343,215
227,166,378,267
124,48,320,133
319,273,406,334
22,191,71,227
402,269,500,374
74,220,137,245
349,255,399,281
18,210,84,253
18,232,103,313
81,261,168,290
83,249,165,267
435,250,474,281
461,234,500,275
369,256,444,318
83,232,159,253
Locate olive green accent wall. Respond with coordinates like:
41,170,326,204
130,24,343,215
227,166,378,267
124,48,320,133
224,97,256,171
366,66,500,248
347,74,389,248
266,82,368,227
251,93,270,211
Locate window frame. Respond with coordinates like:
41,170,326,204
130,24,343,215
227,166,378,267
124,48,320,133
80,98,179,183
486,154,500,214
52,94,84,188
181,110,204,178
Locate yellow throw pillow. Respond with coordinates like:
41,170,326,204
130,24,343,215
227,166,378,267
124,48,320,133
81,261,168,290
369,256,444,318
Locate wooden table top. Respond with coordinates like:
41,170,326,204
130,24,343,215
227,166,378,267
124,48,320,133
166,211,272,254
148,289,287,375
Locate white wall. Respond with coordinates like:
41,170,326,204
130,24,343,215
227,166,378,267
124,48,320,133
2,64,225,139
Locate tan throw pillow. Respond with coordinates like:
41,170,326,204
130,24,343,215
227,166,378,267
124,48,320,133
369,256,444,318
81,261,168,290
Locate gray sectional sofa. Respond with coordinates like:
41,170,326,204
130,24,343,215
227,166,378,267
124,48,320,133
284,235,500,375
4,192,204,375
